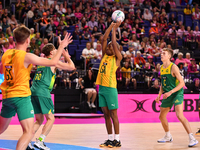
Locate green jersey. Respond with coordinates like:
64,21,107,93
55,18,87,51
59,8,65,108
31,66,56,98
160,63,183,94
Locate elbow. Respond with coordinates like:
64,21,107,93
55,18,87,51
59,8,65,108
69,65,76,71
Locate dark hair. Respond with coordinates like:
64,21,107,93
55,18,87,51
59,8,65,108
42,43,55,56
13,25,30,44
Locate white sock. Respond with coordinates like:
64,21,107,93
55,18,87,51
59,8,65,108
115,134,120,142
166,131,171,137
189,133,194,140
38,134,46,142
108,134,113,141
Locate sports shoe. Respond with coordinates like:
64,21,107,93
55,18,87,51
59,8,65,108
33,139,50,150
109,139,121,148
99,139,113,147
188,136,198,147
87,102,91,108
91,103,96,108
26,142,35,150
195,129,200,135
157,135,173,143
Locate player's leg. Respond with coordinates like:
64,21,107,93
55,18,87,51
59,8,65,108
0,116,12,134
33,114,44,133
175,104,198,147
16,118,34,150
41,113,55,136
99,90,113,147
157,107,173,143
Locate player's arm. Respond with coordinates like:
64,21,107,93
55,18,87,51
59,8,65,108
170,64,185,94
25,33,73,66
112,21,122,66
155,84,163,103
56,49,75,71
102,22,115,57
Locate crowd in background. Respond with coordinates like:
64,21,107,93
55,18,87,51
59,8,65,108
0,0,200,94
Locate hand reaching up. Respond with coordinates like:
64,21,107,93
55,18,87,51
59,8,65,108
58,32,73,48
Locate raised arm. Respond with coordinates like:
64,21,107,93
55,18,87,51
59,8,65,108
24,32,73,67
112,21,122,66
102,22,115,57
56,49,75,71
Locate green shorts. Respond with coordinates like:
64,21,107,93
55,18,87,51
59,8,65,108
161,93,183,109
31,96,54,114
0,96,34,121
98,85,118,110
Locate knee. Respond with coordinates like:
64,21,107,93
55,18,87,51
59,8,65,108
176,113,184,121
159,114,164,120
36,117,44,125
47,114,55,123
104,112,111,120
92,90,97,94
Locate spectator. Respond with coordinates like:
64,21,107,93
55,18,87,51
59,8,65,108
30,38,39,53
192,7,200,20
8,15,18,26
168,0,176,8
69,69,79,89
177,25,186,39
72,25,81,40
8,36,15,49
5,27,13,38
88,16,98,31
1,17,9,33
153,63,161,79
52,15,59,27
184,4,192,15
94,43,102,60
121,31,129,46
190,78,200,93
144,62,154,88
187,58,199,74
148,78,160,93
147,41,160,57
149,23,159,36
2,41,9,52
185,53,192,66
168,25,177,48
30,28,36,40
74,7,83,20
92,26,102,40
90,36,97,50
175,52,186,66
80,24,90,39
33,48,40,57
147,55,156,69
168,13,177,25
121,61,132,89
39,12,50,38
40,38,48,50
82,42,95,66
134,51,146,67
79,69,97,108
143,9,152,21
35,32,42,46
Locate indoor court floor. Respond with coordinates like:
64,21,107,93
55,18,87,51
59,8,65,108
0,122,200,150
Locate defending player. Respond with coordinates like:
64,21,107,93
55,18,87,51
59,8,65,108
96,21,122,148
0,25,72,150
155,48,198,147
27,44,75,150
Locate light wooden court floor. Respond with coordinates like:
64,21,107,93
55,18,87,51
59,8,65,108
1,122,200,150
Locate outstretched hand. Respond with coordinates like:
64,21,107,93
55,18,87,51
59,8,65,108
58,32,73,48
62,49,71,58
113,21,121,29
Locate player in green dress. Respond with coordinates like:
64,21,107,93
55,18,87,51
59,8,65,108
27,43,75,150
155,48,198,147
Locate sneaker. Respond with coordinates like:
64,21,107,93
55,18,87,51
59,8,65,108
26,142,35,150
91,103,96,108
188,137,198,147
195,129,200,135
33,139,50,150
99,139,113,147
157,135,173,143
109,139,121,148
87,102,91,108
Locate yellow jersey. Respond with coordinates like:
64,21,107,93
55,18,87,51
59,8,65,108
0,49,32,99
96,54,118,88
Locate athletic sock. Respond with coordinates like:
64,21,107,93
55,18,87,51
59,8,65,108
115,134,120,142
108,134,113,141
166,131,171,137
189,133,194,140
38,134,46,142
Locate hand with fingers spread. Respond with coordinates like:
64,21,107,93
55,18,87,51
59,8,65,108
58,32,73,48
113,21,122,29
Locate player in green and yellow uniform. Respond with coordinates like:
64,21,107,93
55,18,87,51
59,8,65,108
27,43,75,150
155,48,198,147
96,21,122,148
